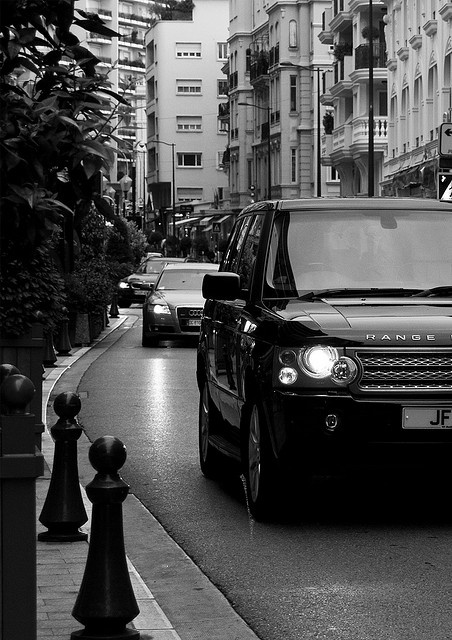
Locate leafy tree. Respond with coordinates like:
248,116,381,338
0,0,126,336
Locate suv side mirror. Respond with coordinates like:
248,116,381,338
202,272,241,300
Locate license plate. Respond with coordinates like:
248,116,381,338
403,407,452,429
188,319,201,327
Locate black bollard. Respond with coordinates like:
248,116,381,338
38,392,88,542
43,331,58,367
109,293,119,318
56,307,72,356
71,436,140,639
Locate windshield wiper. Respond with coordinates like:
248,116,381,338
412,286,452,298
298,288,420,301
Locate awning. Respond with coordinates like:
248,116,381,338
199,216,213,225
213,215,231,224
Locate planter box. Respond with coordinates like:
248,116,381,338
0,323,45,450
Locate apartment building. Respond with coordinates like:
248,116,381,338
380,0,452,198
319,0,388,195
225,0,339,213
79,0,152,216
321,0,452,198
144,0,230,237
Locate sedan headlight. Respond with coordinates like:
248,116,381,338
299,346,339,379
119,281,129,289
152,303,171,315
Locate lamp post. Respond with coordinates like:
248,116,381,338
238,102,272,199
150,138,176,237
368,0,375,196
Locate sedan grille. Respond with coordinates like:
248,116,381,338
176,307,203,332
355,351,452,391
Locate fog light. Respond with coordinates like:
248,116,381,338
278,367,298,385
331,357,357,385
279,349,297,365
325,413,339,432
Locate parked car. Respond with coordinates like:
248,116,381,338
142,262,218,346
197,198,452,519
117,257,185,307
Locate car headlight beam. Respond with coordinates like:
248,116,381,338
153,303,171,315
299,346,339,379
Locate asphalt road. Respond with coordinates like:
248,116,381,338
77,309,452,640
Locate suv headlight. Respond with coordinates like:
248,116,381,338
119,281,129,289
299,346,339,379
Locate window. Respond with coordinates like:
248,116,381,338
218,42,228,60
291,148,297,183
236,215,264,291
216,151,224,168
217,79,228,97
177,153,202,167
177,187,203,201
176,42,201,58
176,116,202,132
176,79,202,94
289,20,298,48
290,75,297,111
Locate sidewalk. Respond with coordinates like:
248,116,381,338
37,315,260,640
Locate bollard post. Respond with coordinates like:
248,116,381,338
43,330,57,367
71,436,140,639
38,392,88,541
109,293,119,318
0,372,44,640
55,306,72,356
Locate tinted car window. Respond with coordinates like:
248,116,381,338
157,269,209,290
236,214,264,291
265,208,452,296
224,215,253,274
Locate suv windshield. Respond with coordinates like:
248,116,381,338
265,208,452,297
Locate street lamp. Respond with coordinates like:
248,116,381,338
368,0,375,197
150,138,176,237
238,102,272,199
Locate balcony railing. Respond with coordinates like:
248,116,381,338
355,43,387,69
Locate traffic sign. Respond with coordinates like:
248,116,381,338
212,222,221,233
438,172,452,201
439,123,452,156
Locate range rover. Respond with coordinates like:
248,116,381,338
196,198,452,519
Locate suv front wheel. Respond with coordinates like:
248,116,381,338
243,402,280,520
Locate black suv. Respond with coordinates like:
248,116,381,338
196,198,452,519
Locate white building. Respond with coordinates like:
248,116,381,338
321,0,452,198
226,0,339,212
381,0,452,198
78,0,152,218
144,0,230,237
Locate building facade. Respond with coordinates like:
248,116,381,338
380,0,452,198
321,0,452,198
79,0,151,218
144,0,230,238
224,0,340,212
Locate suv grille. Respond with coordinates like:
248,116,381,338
176,307,203,332
356,351,452,390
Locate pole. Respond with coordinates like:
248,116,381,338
172,143,176,237
316,67,322,197
368,0,374,196
266,106,271,199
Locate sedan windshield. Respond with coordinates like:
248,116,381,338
157,270,210,290
265,209,452,297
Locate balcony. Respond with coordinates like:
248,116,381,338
355,43,387,69
397,46,409,61
250,53,269,85
409,34,423,50
350,116,388,152
218,103,230,120
423,19,438,36
439,2,452,21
